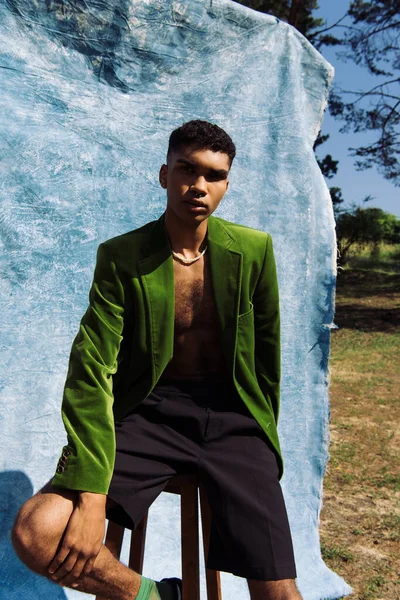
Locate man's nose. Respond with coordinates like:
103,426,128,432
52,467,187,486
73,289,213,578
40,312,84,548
191,175,207,194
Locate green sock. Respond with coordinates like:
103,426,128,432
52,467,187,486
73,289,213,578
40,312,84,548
135,575,178,600
135,575,161,600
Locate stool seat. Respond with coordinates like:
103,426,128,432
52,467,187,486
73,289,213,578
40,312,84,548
96,473,222,600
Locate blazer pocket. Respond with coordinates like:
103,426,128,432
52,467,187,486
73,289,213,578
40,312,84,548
237,302,255,372
238,301,254,320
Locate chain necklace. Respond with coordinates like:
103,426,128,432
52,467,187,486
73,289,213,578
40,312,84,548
172,245,208,265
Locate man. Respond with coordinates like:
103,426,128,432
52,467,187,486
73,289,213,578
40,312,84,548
12,120,302,600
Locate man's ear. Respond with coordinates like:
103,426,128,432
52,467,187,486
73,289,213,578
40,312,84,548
159,164,168,189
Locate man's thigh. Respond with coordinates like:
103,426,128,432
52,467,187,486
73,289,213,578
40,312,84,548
19,478,77,525
198,411,297,581
105,400,197,530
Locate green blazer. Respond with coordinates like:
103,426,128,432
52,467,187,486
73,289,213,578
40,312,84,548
52,212,282,494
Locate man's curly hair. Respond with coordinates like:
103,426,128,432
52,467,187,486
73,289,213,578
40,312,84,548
167,120,236,165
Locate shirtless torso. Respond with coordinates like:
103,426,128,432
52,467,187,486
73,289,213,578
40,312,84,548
162,253,228,380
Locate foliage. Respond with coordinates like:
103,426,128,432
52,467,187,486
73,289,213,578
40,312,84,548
232,0,325,36
314,132,339,177
336,206,400,263
235,0,400,203
316,0,400,186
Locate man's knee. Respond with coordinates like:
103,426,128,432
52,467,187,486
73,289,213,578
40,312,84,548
11,482,76,575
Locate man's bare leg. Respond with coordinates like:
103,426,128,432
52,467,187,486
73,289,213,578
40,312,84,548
247,578,302,600
11,481,142,600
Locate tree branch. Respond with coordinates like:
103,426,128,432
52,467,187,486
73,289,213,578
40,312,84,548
347,20,400,44
382,99,400,134
338,78,400,105
309,12,349,37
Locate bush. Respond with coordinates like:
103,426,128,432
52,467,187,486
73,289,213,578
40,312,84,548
336,207,400,264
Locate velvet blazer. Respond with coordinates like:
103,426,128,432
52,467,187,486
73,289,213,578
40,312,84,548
52,212,282,494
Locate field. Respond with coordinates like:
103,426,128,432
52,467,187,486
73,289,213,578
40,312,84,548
319,244,400,600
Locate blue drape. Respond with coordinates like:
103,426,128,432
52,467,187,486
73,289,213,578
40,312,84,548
0,1,351,598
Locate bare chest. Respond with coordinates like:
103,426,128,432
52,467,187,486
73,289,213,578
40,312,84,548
173,256,217,332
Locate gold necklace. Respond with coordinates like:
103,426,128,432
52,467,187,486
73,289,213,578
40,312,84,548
171,245,208,265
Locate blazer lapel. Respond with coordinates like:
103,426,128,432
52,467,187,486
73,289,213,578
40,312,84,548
137,212,243,382
137,214,175,384
207,215,243,372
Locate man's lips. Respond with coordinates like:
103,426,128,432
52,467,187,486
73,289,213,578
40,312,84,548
185,198,207,207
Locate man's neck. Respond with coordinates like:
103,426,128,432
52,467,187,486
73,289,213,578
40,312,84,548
164,210,208,255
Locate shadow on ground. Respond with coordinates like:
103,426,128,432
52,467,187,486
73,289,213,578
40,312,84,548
335,268,399,333
0,471,67,600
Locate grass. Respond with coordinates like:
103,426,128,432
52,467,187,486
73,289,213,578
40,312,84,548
340,243,400,274
319,245,400,600
321,543,355,563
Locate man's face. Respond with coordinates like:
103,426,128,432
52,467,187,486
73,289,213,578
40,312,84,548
159,146,230,226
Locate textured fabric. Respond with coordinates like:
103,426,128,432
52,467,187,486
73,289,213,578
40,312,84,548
0,1,352,599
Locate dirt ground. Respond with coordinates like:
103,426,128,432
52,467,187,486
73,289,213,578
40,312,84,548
319,265,400,600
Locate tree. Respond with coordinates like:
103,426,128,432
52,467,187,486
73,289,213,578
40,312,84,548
312,132,345,215
312,1,400,186
235,0,400,195
232,0,326,37
336,206,400,263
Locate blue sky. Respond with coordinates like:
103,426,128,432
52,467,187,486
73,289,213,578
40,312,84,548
313,0,399,218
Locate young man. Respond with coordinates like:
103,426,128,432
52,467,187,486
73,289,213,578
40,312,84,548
12,120,302,600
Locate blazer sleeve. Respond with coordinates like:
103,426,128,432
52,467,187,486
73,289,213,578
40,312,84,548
253,234,281,424
51,242,124,495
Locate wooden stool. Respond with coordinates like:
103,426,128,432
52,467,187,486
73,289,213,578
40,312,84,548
96,473,222,600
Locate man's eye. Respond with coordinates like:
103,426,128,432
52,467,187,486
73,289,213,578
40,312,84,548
182,165,194,172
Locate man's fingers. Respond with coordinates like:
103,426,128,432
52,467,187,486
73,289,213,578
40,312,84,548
50,550,79,582
67,553,98,588
48,544,72,576
57,553,89,588
81,554,97,578
46,501,105,587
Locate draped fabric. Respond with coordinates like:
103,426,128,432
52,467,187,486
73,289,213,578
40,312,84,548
0,1,351,598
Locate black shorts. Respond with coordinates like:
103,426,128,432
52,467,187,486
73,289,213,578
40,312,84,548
106,377,297,581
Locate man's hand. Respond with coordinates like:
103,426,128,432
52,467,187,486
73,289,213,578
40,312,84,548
48,491,106,588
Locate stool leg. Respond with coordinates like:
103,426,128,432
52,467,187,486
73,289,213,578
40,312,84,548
181,483,200,600
199,484,222,600
129,511,149,574
104,521,125,559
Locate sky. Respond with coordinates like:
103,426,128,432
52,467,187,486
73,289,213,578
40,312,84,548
312,0,399,218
